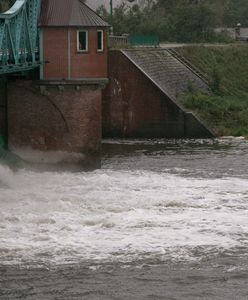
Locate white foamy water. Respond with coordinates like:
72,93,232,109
0,156,248,266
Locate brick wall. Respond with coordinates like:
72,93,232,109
70,28,108,79
103,50,213,138
8,80,102,169
43,28,69,80
103,51,185,138
42,27,108,80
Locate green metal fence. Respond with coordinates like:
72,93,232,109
128,35,160,47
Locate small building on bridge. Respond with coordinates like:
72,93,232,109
39,0,109,80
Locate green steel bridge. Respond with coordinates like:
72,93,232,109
0,0,41,75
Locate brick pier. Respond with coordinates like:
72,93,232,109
8,79,106,170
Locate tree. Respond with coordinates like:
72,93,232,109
101,0,248,42
172,3,216,42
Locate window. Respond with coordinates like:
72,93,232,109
77,30,88,52
97,30,104,52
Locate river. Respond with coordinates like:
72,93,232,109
0,137,248,299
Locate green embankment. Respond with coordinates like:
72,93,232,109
176,44,248,137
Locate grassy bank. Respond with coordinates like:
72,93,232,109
176,44,248,137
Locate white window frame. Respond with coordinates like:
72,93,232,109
97,30,104,52
77,30,88,52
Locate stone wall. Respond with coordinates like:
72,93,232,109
103,50,213,138
8,80,103,169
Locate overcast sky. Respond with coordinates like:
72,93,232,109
86,0,122,10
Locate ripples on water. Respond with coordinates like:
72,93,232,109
0,137,248,269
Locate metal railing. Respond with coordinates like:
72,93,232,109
0,0,41,74
128,35,160,47
109,35,129,48
109,34,160,48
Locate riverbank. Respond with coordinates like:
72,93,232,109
175,44,248,137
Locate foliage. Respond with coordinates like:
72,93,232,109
182,92,248,137
178,45,248,136
176,45,248,95
97,0,248,43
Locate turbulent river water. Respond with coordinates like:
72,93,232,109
0,137,248,299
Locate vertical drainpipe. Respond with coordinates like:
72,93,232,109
39,28,44,80
68,29,71,80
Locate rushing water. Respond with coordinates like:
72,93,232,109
0,137,248,299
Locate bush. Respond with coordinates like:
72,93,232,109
182,91,248,136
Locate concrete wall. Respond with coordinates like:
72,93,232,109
8,80,102,169
103,50,213,138
42,27,108,80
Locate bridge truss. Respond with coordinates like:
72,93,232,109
0,0,41,75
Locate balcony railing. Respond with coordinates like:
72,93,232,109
108,35,129,48
109,34,160,48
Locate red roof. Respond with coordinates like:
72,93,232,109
39,0,109,27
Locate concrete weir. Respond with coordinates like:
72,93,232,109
103,49,214,138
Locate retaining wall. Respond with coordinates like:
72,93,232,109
103,50,213,138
